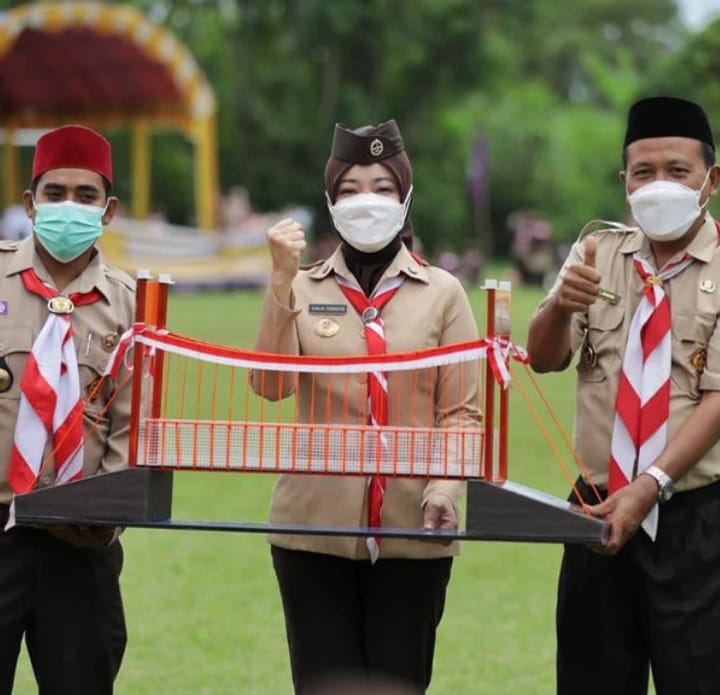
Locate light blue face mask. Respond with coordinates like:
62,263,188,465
32,199,107,264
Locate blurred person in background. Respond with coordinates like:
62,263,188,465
1,204,32,242
252,119,481,694
509,210,556,287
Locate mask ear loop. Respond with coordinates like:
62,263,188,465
399,185,414,227
401,185,413,211
99,198,111,222
325,191,339,230
697,167,714,212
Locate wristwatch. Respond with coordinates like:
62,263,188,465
641,465,675,503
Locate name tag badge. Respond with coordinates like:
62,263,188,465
597,288,621,305
309,303,347,316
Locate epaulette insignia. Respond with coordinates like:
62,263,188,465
577,219,637,242
103,264,135,292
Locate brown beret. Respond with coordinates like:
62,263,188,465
329,119,405,164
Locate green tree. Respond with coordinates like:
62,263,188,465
120,0,685,253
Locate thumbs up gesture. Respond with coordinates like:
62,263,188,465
555,236,602,314
584,235,597,270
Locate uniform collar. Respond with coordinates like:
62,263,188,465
307,243,429,285
619,215,718,264
6,236,112,303
683,215,719,263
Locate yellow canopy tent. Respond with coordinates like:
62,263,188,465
0,1,218,230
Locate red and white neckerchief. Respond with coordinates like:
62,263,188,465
608,252,694,539
5,269,101,530
336,274,404,562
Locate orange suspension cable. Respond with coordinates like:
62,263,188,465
176,356,188,468
508,361,593,513
520,364,603,505
191,360,204,469
341,374,350,475
224,366,237,470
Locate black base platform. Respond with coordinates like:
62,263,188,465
14,468,174,524
465,478,605,543
13,470,606,544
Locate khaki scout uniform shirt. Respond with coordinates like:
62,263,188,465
543,216,720,493
253,243,482,560
0,238,135,505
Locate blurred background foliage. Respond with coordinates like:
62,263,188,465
7,0,720,256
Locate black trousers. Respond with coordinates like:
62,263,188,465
0,515,126,695
557,479,720,695
271,546,453,695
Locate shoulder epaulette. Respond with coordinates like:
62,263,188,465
102,264,135,292
577,219,638,242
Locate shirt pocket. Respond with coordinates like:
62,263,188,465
576,304,624,383
0,326,33,400
671,311,716,398
76,339,112,422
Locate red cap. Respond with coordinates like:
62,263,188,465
32,125,113,185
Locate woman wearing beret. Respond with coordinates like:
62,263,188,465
252,119,481,694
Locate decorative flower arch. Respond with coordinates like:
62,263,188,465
0,1,218,229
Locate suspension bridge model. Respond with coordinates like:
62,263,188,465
13,272,605,544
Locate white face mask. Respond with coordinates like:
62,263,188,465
627,170,712,242
326,186,413,253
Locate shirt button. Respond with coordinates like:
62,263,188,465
407,266,418,275
40,475,51,486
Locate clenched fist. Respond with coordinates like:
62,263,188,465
267,218,306,304
554,236,601,314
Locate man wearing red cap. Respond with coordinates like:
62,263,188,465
0,125,134,694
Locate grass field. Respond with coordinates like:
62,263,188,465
15,279,589,694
